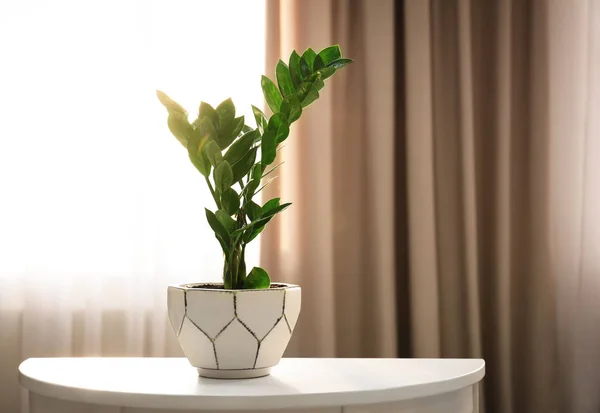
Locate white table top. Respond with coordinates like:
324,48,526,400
19,357,485,410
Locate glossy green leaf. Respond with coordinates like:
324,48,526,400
232,116,245,137
218,115,244,150
202,140,222,167
244,267,271,289
251,105,267,131
289,50,302,88
205,208,231,247
262,197,281,214
301,84,319,107
246,201,263,222
197,116,218,142
241,124,253,133
301,48,317,71
318,45,341,66
244,164,262,199
198,101,219,130
188,152,210,177
313,78,325,91
224,130,257,165
216,209,236,233
216,98,235,132
246,223,266,242
276,60,296,98
327,58,353,69
187,127,211,176
268,113,290,144
261,76,283,113
261,129,277,166
316,66,336,80
221,188,240,215
231,147,257,183
313,54,325,71
213,160,233,193
156,90,186,115
300,57,311,79
167,112,192,148
233,202,291,237
280,96,302,124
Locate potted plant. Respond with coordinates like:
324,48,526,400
159,46,351,379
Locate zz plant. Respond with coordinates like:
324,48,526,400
157,45,351,290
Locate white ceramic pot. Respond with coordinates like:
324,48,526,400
167,283,301,379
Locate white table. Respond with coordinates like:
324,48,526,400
19,358,485,413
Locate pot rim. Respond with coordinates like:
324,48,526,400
168,282,300,292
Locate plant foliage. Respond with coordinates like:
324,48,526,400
157,45,351,289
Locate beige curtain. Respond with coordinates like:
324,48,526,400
266,0,600,412
404,1,600,413
262,0,397,358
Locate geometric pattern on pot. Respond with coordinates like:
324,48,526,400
236,289,284,339
214,319,258,369
254,317,291,368
178,317,217,369
168,285,301,370
282,286,301,332
186,290,235,338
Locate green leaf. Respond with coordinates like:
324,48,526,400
289,50,302,88
224,130,257,165
188,151,210,177
313,78,325,91
231,147,257,183
261,75,283,113
300,56,311,79
205,208,231,248
281,96,302,124
197,116,218,143
251,105,267,131
316,66,336,80
215,209,236,233
244,163,262,199
232,116,245,137
318,45,341,66
301,48,317,71
213,160,233,193
276,60,296,98
242,124,253,133
261,129,277,166
233,202,291,236
327,58,353,69
156,90,186,115
202,140,222,167
301,84,319,107
217,115,244,150
246,201,263,221
246,224,267,242
263,197,281,214
268,113,290,144
187,127,211,176
167,112,192,148
313,55,325,71
244,267,271,289
221,188,240,215
216,98,235,132
198,101,219,130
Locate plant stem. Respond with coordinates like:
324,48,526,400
205,176,221,209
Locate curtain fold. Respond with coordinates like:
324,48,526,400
403,0,600,412
263,0,397,358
